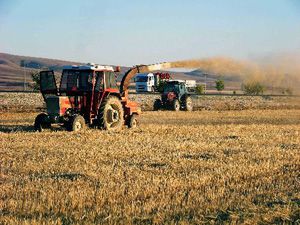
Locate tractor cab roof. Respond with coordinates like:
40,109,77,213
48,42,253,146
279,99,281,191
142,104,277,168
63,63,114,72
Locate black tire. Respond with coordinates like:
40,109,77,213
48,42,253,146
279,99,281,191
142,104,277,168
34,113,51,132
153,99,162,111
172,99,180,111
67,115,86,132
183,96,193,111
127,114,139,128
98,96,124,131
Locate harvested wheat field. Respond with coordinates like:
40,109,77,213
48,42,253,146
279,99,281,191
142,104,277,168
1,109,300,224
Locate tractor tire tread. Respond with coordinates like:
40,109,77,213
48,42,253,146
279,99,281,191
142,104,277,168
98,96,124,131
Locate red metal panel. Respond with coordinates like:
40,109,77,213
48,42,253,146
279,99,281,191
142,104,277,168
59,97,72,115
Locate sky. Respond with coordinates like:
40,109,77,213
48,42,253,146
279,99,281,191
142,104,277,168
0,0,300,66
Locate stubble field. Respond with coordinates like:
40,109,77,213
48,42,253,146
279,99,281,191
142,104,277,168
1,107,300,224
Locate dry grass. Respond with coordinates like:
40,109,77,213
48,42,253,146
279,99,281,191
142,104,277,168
1,110,300,224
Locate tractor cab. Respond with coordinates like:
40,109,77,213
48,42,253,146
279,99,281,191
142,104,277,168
163,81,186,96
40,64,117,94
35,64,140,132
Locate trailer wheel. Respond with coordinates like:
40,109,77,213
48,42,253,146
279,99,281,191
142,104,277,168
67,115,86,132
183,96,193,111
128,114,139,128
172,99,180,111
98,96,124,131
153,99,162,111
34,113,51,132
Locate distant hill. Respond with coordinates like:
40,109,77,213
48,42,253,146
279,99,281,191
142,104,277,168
0,53,84,90
0,52,205,91
1,52,299,93
187,69,241,81
0,53,136,90
0,52,241,91
186,69,242,90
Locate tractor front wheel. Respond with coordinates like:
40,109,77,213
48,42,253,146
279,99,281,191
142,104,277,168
67,115,86,132
98,96,124,131
34,113,51,132
172,99,180,111
153,99,162,111
127,114,139,128
183,96,193,111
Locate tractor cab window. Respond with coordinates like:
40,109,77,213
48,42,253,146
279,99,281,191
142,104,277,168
40,71,57,91
95,71,104,91
60,70,93,92
79,70,93,90
105,71,117,89
164,83,179,93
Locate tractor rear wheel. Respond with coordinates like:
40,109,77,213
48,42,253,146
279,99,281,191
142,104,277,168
98,96,124,131
67,115,86,132
127,114,139,128
34,113,51,132
172,99,180,111
183,96,193,111
153,99,162,111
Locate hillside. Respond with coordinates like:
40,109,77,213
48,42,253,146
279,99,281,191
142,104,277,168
0,52,246,91
0,53,83,90
186,69,241,91
0,53,199,91
4,52,296,93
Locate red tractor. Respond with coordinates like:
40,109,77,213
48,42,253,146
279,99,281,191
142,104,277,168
35,64,140,132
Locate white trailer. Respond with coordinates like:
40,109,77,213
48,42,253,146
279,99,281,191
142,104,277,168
169,79,197,93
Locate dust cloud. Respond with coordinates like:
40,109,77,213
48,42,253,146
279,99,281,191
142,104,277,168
167,56,300,93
